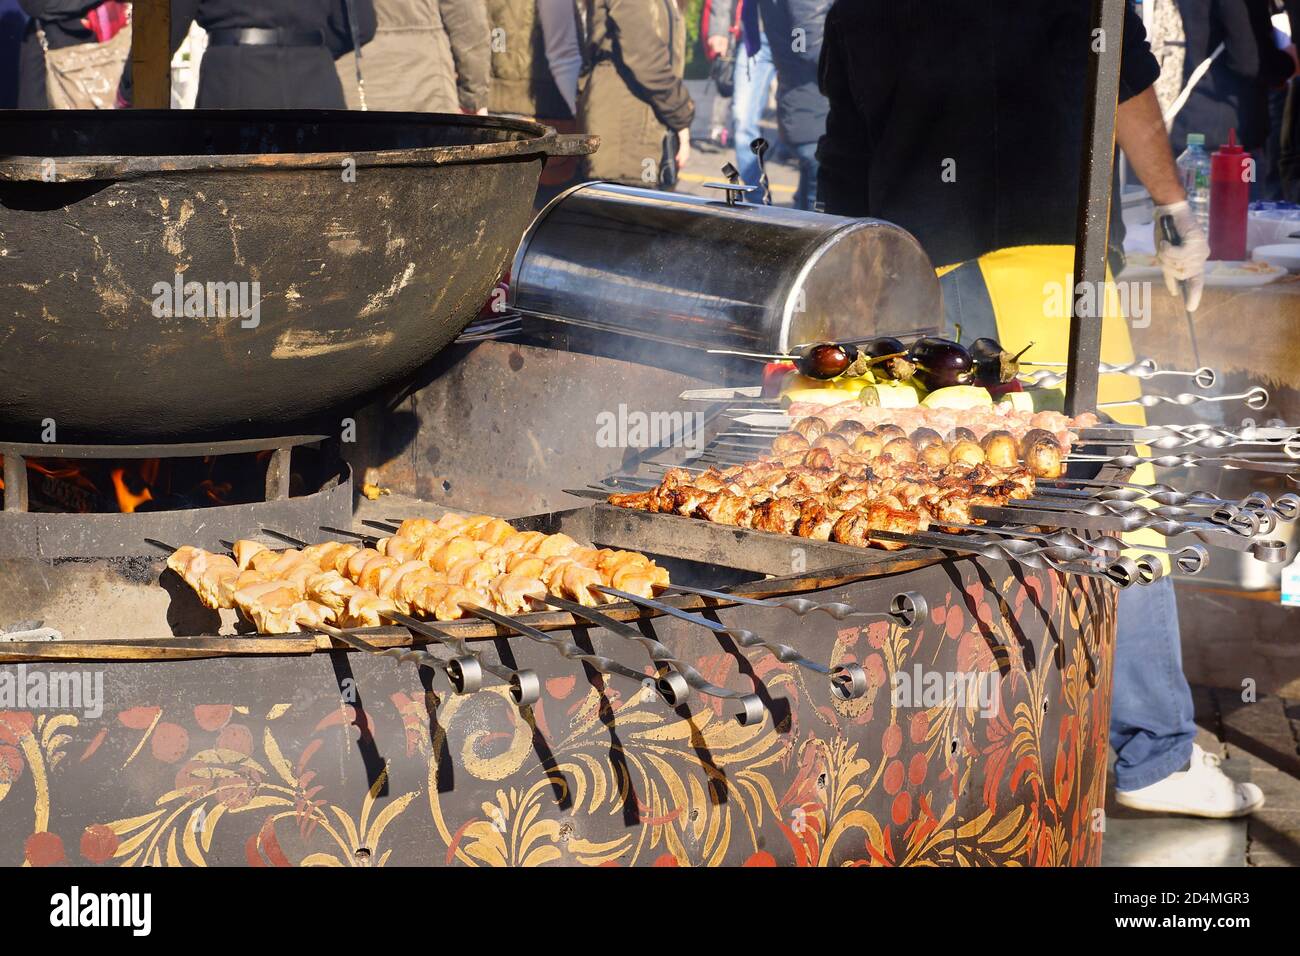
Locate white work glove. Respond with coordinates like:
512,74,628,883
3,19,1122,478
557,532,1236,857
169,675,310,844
1152,200,1210,312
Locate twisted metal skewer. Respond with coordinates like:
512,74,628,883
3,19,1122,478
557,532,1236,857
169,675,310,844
385,611,539,704
1033,485,1279,536
1081,425,1300,453
1055,494,1271,536
1042,479,1300,522
862,529,1152,587
1066,451,1299,474
457,601,740,716
1096,386,1269,410
530,592,782,722
312,621,492,697
941,523,1208,575
1020,360,1217,389
595,586,870,702
1000,500,1288,562
661,581,927,627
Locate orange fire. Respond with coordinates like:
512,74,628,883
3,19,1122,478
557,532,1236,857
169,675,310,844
110,467,154,513
4,455,255,514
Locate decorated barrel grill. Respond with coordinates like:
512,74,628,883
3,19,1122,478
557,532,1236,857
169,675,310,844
2,58,1297,866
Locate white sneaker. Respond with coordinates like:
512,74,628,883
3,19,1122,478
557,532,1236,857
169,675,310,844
1115,744,1265,818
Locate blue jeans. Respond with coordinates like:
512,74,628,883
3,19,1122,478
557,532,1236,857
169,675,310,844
791,141,819,211
731,34,775,190
1110,576,1197,790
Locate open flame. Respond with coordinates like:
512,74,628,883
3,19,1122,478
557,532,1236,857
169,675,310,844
0,455,241,514
109,467,154,513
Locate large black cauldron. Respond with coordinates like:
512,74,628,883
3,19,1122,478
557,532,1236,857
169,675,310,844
0,111,593,442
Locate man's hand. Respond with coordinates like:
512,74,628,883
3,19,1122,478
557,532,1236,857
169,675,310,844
707,35,729,58
1153,201,1210,312
676,134,692,169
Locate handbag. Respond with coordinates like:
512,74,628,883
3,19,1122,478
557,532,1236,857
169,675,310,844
37,20,132,110
710,34,737,98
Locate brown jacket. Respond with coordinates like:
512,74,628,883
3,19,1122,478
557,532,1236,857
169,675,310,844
579,0,694,184
337,0,490,112
486,0,571,118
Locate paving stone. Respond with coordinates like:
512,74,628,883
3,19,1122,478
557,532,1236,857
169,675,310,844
1247,810,1300,866
1102,812,1247,867
1249,773,1300,812
1217,692,1290,735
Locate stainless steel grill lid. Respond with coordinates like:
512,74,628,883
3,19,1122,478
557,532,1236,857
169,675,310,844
509,182,942,354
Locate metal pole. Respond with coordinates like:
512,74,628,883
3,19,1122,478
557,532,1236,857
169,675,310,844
129,0,172,109
1065,0,1127,416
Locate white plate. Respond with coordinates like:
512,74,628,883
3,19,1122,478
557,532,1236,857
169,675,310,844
1118,256,1287,286
1208,260,1289,286
1251,244,1300,273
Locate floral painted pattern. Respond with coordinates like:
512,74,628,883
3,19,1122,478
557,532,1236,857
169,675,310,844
0,559,1115,866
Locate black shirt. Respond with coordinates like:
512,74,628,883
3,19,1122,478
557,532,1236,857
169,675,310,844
119,0,375,109
817,1,1161,267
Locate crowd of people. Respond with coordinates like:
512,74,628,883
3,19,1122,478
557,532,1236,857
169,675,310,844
6,1,1300,204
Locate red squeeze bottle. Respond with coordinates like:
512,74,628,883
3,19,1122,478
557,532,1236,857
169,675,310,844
1209,129,1250,261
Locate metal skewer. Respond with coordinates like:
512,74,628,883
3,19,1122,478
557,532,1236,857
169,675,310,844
384,610,539,704
995,500,1288,562
660,581,927,626
1040,478,1300,521
527,593,777,723
308,620,489,696
594,585,864,702
858,529,1151,587
1020,359,1217,389
1064,450,1299,474
1031,485,1280,535
1079,426,1300,452
1096,386,1269,410
457,600,715,714
939,523,1208,575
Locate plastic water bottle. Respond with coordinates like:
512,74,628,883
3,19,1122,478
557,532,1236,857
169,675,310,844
1176,133,1212,233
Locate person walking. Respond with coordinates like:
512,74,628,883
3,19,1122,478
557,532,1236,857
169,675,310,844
486,0,574,119
335,0,490,113
1170,0,1294,155
709,0,777,193
578,0,694,189
818,0,1260,819
757,0,829,209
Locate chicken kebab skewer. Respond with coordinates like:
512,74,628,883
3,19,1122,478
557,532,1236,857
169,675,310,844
609,451,1038,551
167,541,530,698
168,516,672,631
169,524,700,711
